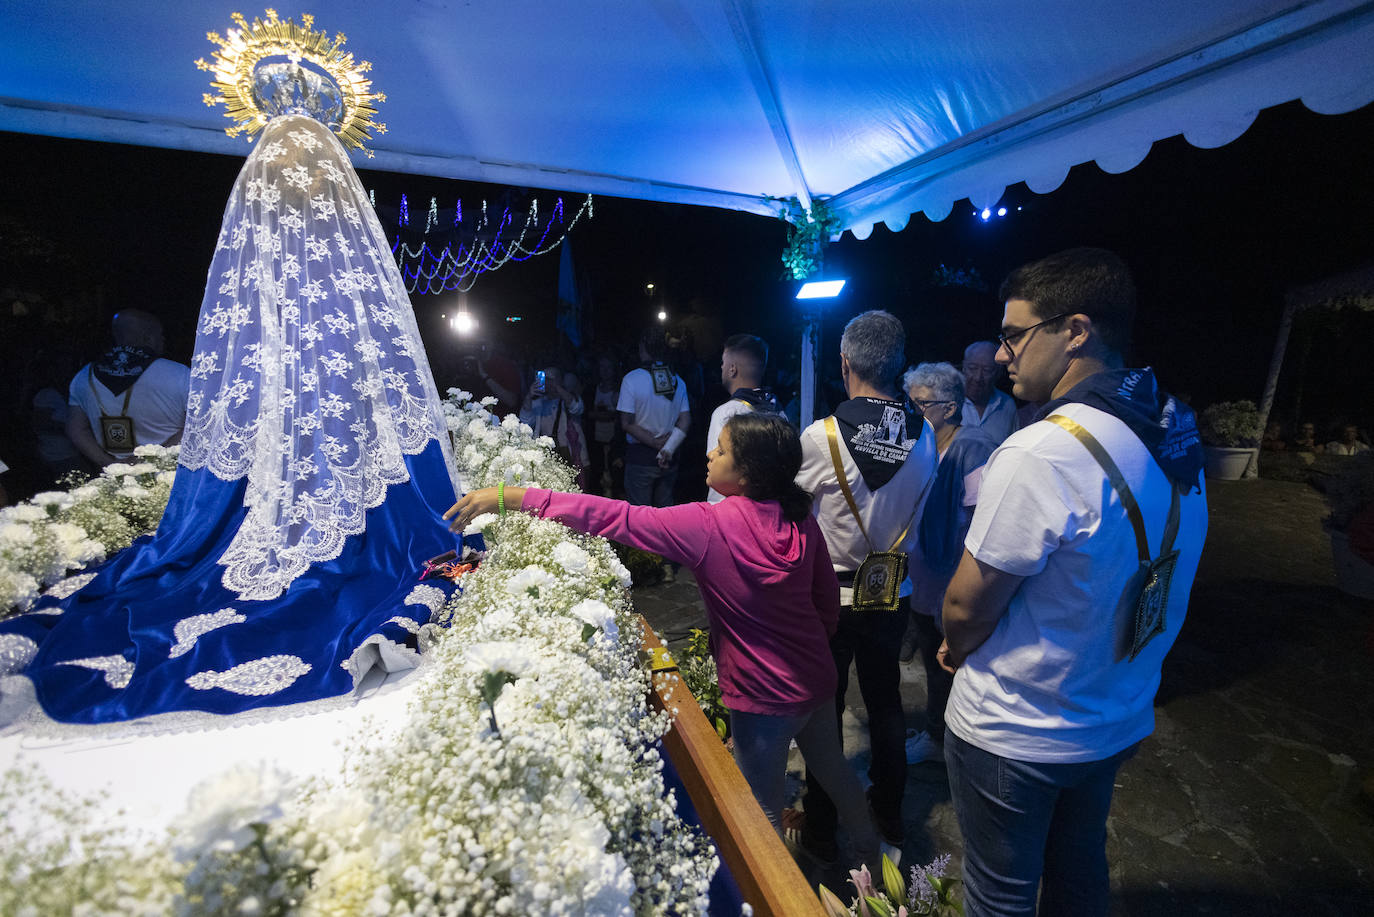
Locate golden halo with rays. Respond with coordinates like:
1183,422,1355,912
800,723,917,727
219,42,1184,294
196,9,386,156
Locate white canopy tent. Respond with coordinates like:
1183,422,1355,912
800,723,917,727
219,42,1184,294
3,1,1373,425
2,1,1372,238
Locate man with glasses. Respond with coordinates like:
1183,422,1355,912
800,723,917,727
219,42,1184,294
959,341,1017,445
938,248,1208,916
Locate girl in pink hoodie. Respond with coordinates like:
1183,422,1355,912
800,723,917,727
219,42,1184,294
446,412,884,860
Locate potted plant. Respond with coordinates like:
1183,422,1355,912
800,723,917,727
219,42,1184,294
1198,400,1263,481
1323,453,1374,599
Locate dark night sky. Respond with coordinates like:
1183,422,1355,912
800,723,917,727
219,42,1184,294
2,98,1373,429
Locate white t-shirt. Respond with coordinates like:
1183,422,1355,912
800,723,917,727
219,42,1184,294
961,388,1017,445
797,411,938,605
69,359,191,457
616,367,690,444
705,398,756,503
945,403,1208,763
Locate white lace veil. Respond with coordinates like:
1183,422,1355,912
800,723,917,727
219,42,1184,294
179,113,459,601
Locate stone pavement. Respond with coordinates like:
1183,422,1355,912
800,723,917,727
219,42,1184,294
632,479,1374,914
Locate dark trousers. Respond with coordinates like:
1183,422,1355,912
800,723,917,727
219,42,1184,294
804,600,908,840
913,612,954,742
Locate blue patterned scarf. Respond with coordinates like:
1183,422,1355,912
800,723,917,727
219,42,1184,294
1035,367,1204,493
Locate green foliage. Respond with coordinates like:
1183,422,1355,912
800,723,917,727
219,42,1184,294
780,199,842,280
679,627,730,740
1198,400,1263,447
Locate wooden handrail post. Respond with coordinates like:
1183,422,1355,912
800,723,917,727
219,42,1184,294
640,618,827,917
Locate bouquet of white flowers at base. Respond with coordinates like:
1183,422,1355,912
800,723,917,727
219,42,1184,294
0,444,179,618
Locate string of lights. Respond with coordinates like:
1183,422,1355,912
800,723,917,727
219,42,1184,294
379,192,594,293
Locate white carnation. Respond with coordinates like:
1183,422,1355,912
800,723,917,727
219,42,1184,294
552,541,590,575
173,763,297,859
463,640,535,677
569,598,619,643
462,512,499,535
505,565,556,597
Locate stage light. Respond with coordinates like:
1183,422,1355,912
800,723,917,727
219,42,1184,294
980,208,992,221
997,206,1007,217
451,312,476,335
796,279,846,300
657,310,667,322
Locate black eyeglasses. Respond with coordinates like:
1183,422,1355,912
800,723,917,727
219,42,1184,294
911,399,955,412
997,312,1069,357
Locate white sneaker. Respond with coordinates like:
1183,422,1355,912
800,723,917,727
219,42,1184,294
905,730,944,764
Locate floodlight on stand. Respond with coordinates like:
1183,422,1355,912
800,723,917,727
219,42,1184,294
795,279,846,300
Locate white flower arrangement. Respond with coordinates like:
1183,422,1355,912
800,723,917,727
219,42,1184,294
0,443,180,617
0,398,719,913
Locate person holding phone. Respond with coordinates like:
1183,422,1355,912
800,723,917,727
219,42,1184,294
520,363,589,486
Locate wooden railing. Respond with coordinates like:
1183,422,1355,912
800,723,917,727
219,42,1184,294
640,620,827,917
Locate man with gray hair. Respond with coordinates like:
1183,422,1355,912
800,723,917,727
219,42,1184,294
960,340,1018,444
66,309,190,466
790,309,938,858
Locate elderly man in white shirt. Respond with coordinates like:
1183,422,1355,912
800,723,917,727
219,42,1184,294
959,340,1018,445
790,309,938,859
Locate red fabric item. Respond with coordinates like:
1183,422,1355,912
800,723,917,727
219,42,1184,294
1346,503,1374,565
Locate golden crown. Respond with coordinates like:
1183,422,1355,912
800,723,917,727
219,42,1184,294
196,9,386,155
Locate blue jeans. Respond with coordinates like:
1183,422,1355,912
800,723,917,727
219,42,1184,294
623,460,677,507
731,703,878,861
945,731,1138,917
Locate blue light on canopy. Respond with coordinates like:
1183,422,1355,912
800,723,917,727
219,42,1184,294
796,279,846,299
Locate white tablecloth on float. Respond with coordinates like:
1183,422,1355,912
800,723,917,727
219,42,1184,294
0,668,420,840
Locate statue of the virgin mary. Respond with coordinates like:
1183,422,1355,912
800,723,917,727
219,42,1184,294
0,22,466,730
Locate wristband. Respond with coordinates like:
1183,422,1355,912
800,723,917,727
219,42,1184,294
497,481,506,517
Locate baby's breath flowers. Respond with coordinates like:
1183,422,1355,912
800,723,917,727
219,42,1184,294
1,399,719,913
0,443,178,617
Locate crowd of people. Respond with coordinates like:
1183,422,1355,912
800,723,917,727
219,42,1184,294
1263,418,1370,455
448,247,1213,916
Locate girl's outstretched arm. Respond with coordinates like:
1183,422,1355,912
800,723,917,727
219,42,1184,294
446,487,712,569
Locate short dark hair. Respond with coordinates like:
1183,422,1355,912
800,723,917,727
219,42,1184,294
998,247,1137,356
722,333,768,374
639,327,669,361
724,412,812,521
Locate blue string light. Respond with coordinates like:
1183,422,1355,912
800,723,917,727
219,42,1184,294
387,193,593,293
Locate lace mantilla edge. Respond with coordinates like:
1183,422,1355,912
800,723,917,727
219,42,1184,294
0,642,437,742
176,114,459,602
